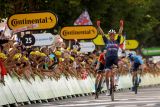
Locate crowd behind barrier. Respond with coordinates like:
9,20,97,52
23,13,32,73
0,36,160,82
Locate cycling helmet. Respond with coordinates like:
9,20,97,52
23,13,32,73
128,53,133,59
108,29,116,34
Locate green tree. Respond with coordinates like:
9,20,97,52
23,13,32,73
0,0,159,47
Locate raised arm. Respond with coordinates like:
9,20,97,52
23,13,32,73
118,20,124,35
117,20,124,43
96,20,105,37
96,20,108,43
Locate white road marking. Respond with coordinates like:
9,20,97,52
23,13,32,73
145,103,156,106
53,100,160,107
115,105,137,107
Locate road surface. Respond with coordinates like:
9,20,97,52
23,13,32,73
21,87,160,107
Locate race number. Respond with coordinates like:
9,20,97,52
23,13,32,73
22,34,35,46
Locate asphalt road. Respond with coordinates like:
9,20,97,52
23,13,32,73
21,87,160,107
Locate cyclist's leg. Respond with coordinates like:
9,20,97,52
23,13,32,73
131,63,140,90
105,69,111,90
105,57,112,91
131,71,135,91
98,72,105,91
137,64,142,84
105,70,112,96
95,71,102,92
95,71,101,99
95,63,105,93
132,72,135,85
105,57,114,95
112,56,119,86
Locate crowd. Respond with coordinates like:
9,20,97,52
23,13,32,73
0,36,99,83
0,20,160,86
0,35,160,85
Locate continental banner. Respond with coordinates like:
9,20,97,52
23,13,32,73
60,26,97,40
7,12,58,30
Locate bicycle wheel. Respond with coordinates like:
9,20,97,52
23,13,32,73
110,77,114,101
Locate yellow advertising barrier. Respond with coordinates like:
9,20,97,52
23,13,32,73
93,34,125,45
125,40,139,49
60,26,98,40
7,12,58,30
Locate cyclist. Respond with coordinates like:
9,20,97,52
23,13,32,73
95,49,107,98
128,53,143,91
97,20,124,94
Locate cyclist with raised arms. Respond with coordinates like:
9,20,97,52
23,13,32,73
97,20,124,95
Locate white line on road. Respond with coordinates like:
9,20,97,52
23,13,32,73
145,103,156,106
115,105,137,107
52,100,160,107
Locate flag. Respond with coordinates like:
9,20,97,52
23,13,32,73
74,10,93,25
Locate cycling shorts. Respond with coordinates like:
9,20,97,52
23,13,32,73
105,56,118,70
97,62,105,73
133,63,141,71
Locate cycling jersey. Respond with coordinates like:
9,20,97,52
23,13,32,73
102,35,121,69
131,55,143,64
129,55,143,71
98,53,105,65
103,36,121,57
96,53,105,71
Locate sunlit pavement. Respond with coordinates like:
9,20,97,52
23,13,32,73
21,87,160,107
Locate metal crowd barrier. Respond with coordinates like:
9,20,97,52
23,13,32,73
0,73,160,106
